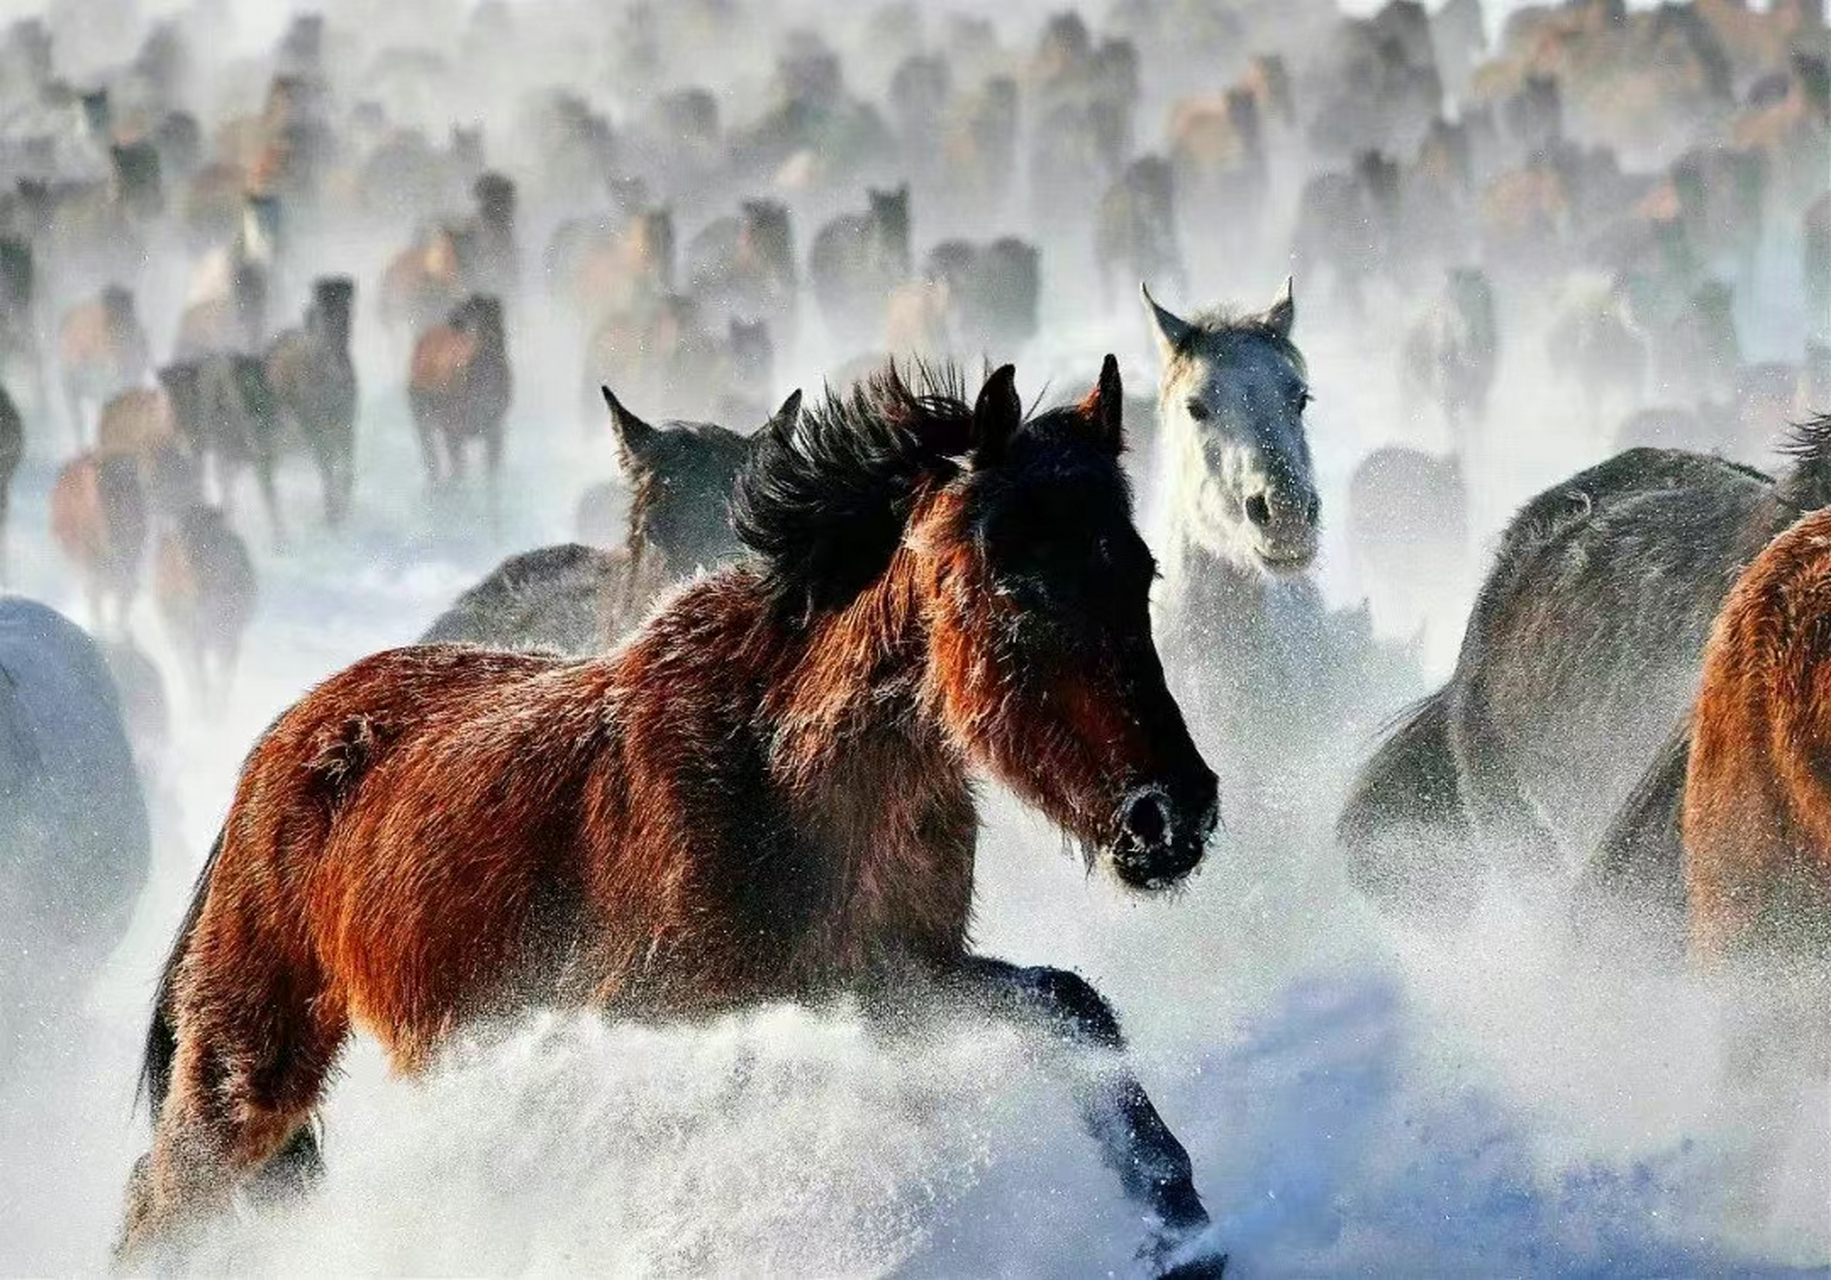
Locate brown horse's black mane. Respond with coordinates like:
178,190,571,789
733,360,1082,621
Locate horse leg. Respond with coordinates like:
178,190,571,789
63,374,85,449
484,424,502,534
413,414,441,491
945,956,1221,1277
118,942,347,1263
444,429,467,489
1449,680,1564,875
244,1122,325,1205
311,434,343,528
255,448,285,550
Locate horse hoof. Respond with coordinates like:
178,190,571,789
1145,1230,1227,1280
1155,1252,1227,1280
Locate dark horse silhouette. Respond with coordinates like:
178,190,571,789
1341,416,1831,928
120,360,1227,1277
418,388,796,654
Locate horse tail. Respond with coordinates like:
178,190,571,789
137,824,225,1120
1337,683,1479,927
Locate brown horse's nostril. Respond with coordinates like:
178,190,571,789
1123,790,1170,845
1244,493,1271,527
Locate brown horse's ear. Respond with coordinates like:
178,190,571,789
1079,353,1124,455
603,386,655,470
972,364,1022,466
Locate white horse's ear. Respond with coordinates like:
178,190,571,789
1141,282,1195,361
1266,275,1295,339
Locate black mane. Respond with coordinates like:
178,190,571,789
733,361,975,620
1777,412,1831,512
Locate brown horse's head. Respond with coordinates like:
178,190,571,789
734,359,1217,891
921,360,1217,889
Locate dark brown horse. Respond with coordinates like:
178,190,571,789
420,388,795,654
120,360,1225,1277
265,277,358,527
408,294,511,518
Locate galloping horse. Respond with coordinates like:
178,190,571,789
120,360,1227,1277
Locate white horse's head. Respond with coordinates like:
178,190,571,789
1145,277,1319,576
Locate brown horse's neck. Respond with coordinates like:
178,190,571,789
765,547,941,785
753,550,978,969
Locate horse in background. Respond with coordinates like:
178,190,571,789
420,388,797,654
0,596,150,1070
57,285,151,447
154,505,257,715
1400,267,1498,445
120,359,1225,1279
49,450,146,634
808,186,909,349
264,276,358,528
408,294,512,522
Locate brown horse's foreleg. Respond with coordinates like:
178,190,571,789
948,956,1223,1279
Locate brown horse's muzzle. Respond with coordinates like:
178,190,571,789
1109,767,1219,891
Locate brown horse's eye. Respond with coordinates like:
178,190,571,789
1186,399,1212,423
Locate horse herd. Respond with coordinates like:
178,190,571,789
0,0,1826,1271
0,274,1816,1273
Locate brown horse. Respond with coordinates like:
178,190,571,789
154,504,258,715
119,359,1225,1276
408,294,511,517
50,451,147,634
58,285,151,447
1684,503,1831,964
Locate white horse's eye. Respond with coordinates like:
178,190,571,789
1185,399,1212,423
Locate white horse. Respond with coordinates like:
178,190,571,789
0,596,150,1068
1142,279,1419,837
